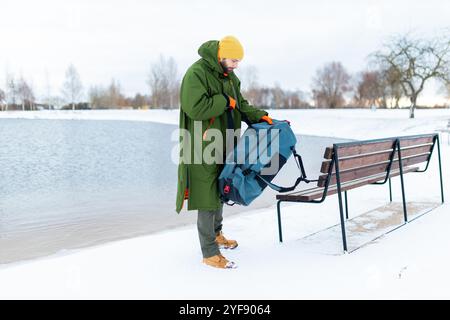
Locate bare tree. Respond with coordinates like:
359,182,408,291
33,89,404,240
283,90,310,109
107,79,126,108
0,88,5,111
271,83,285,108
237,65,261,106
147,55,179,109
49,96,65,110
89,79,127,109
381,66,403,108
131,93,149,109
88,85,105,109
17,77,35,111
353,67,404,108
353,70,386,108
237,65,259,92
62,64,83,110
244,86,272,107
5,72,17,110
312,61,352,108
374,34,450,118
44,69,52,110
243,87,261,106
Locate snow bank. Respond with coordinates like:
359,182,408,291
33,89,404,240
1,108,449,140
0,109,180,125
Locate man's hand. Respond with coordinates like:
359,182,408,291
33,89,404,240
223,95,236,110
260,115,273,125
228,96,236,110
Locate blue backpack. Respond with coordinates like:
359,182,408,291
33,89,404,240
218,117,310,206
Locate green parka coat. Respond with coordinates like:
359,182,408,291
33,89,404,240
175,40,267,213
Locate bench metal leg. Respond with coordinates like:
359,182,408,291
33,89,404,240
397,140,408,223
277,200,283,243
437,135,445,203
399,173,408,222
344,191,349,219
389,178,393,202
337,191,348,252
334,146,348,253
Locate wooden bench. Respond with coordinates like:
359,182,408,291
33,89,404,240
276,133,444,252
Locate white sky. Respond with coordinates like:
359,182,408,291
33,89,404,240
1,0,449,104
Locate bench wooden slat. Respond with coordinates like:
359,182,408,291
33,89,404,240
392,153,431,169
323,140,395,159
400,144,433,157
321,150,392,173
320,144,433,173
323,135,435,160
317,153,430,187
399,136,434,148
276,166,419,201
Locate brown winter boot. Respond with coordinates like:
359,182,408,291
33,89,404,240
215,231,238,249
202,254,237,269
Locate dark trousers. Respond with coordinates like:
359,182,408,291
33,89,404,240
197,205,223,258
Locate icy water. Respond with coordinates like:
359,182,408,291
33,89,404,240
0,118,351,264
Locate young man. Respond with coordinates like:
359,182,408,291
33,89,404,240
175,36,272,269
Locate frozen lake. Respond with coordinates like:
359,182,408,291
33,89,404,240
0,118,350,263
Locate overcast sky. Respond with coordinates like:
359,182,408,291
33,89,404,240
1,0,449,103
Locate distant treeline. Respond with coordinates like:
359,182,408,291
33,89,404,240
1,33,449,118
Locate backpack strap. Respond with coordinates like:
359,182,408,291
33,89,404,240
256,147,318,193
255,174,304,192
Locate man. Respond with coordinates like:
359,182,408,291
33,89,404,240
175,36,273,269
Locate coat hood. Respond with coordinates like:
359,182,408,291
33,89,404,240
198,40,224,75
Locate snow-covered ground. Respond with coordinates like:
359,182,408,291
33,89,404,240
0,108,450,299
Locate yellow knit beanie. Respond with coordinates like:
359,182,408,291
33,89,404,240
218,36,244,61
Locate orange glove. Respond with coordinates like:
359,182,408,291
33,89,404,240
228,96,236,110
260,115,273,125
